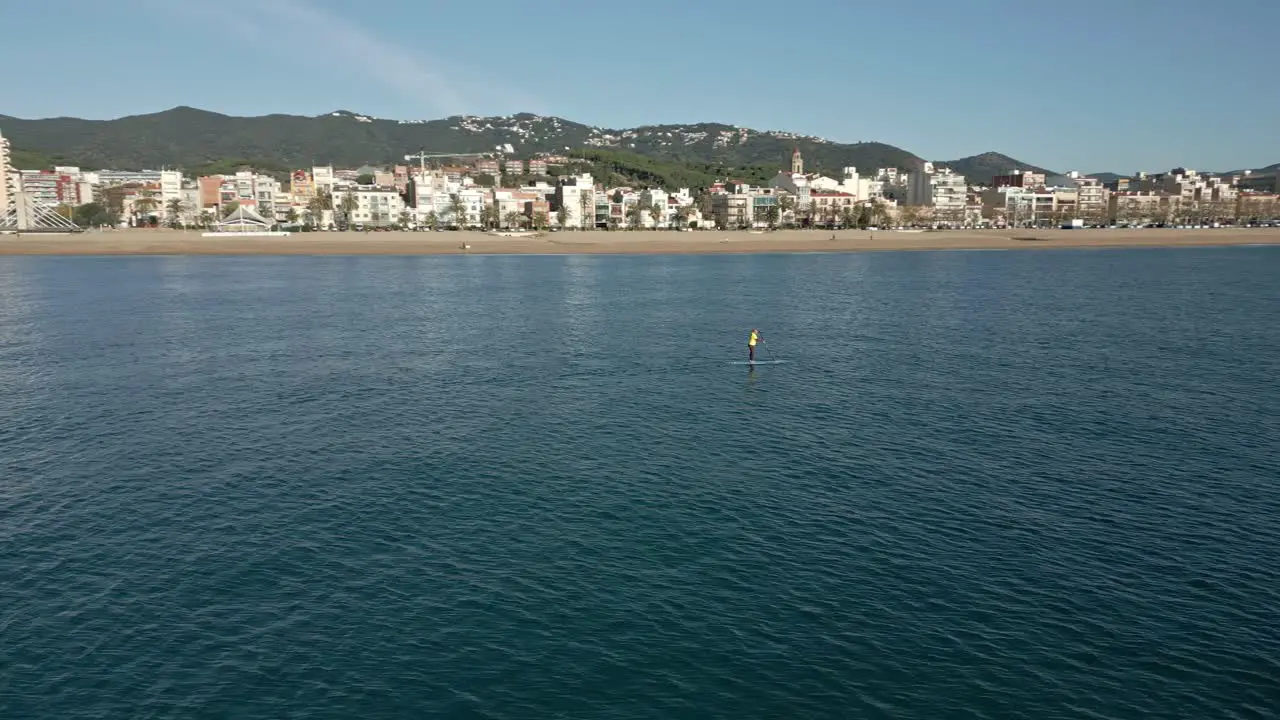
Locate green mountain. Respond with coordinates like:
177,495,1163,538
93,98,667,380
0,106,1054,185
934,152,1055,184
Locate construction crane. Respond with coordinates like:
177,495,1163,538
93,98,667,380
404,150,490,174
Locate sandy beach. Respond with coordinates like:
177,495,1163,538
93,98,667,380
1,228,1278,256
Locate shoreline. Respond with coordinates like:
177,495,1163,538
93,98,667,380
1,228,1278,257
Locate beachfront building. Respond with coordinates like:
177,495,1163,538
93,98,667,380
1109,191,1180,224
639,188,669,228
809,191,858,225
333,187,406,227
553,174,596,229
18,171,69,206
1237,192,1279,220
982,186,1073,227
404,167,466,226
80,169,184,222
711,191,752,229
1136,168,1236,204
907,163,967,225
1063,172,1108,222
1133,168,1240,220
178,186,203,226
204,171,282,219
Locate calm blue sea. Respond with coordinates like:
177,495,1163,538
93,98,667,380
2,248,1278,719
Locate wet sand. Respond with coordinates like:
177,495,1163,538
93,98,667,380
1,228,1278,256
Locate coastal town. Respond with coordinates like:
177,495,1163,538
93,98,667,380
1,126,1278,234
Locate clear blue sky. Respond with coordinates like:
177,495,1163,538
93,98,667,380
2,0,1276,173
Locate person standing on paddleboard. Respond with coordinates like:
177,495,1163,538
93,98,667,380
748,328,762,361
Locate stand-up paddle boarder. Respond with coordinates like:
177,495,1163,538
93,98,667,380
748,328,762,362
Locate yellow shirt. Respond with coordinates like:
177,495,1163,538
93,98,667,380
748,331,758,346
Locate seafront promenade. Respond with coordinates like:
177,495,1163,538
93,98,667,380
0,227,1278,256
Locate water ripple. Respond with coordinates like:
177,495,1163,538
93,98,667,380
1,249,1279,719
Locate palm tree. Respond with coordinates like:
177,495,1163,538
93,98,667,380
647,202,664,230
307,195,327,228
870,203,890,228
424,211,439,230
482,203,500,229
556,205,568,228
626,204,643,230
134,191,160,227
841,206,858,229
675,205,693,229
448,195,467,228
579,192,594,230
338,193,359,226
777,195,796,228
165,198,185,229
764,205,780,229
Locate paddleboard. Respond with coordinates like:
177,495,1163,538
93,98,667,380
730,360,786,365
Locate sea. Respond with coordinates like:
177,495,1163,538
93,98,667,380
2,247,1278,719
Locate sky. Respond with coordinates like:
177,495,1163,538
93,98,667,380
1,0,1277,173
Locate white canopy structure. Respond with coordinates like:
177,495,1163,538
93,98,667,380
202,205,289,237
213,205,272,232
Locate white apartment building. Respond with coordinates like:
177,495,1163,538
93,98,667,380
86,168,184,219
491,189,523,227
874,168,910,204
17,171,61,206
457,187,487,227
312,166,335,191
217,171,282,218
554,174,596,229
1064,172,1108,219
907,162,967,222
639,188,670,228
335,187,406,226
55,167,96,206
1135,168,1238,209
982,186,1066,226
711,192,752,228
179,187,203,226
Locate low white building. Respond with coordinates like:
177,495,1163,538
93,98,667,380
809,167,862,201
